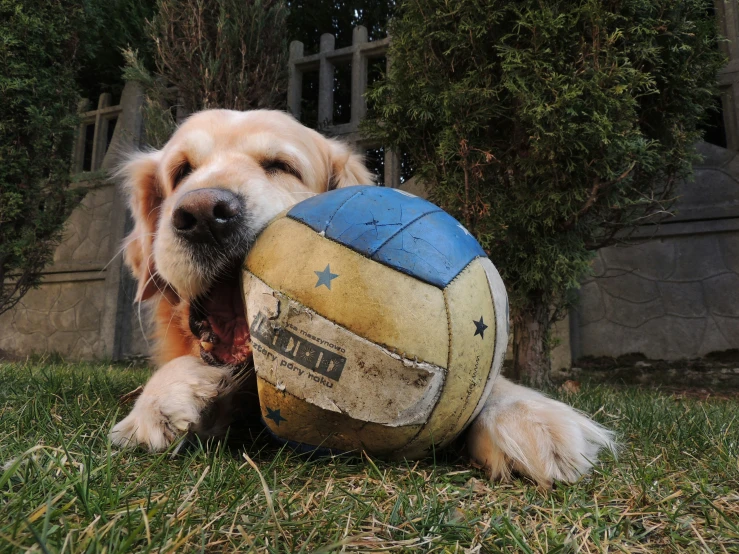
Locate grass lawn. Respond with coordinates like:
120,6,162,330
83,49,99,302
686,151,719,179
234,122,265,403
0,360,737,553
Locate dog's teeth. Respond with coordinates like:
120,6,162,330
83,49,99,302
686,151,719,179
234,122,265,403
201,341,214,352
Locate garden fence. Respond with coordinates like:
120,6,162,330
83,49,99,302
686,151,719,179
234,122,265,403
1,21,738,364
287,26,402,188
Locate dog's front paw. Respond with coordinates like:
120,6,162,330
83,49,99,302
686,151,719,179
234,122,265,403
467,377,616,487
110,398,179,451
110,356,231,451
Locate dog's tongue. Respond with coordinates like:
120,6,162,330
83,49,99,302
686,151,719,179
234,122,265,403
190,278,252,366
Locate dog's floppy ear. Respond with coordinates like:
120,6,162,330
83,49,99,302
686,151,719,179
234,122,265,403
327,139,375,190
117,151,165,302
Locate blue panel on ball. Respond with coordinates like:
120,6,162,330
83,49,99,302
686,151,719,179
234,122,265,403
287,187,365,233
373,210,486,288
325,188,440,254
287,186,486,288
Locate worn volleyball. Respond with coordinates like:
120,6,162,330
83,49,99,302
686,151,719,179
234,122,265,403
241,186,509,458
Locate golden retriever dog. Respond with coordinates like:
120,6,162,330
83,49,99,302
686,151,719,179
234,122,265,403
111,109,615,487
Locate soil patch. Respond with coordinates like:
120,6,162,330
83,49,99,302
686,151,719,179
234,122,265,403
551,351,739,400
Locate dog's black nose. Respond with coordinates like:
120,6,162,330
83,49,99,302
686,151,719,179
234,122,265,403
172,188,242,244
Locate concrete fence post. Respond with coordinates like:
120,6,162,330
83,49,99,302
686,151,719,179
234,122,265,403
715,0,739,151
318,33,336,129
381,51,400,188
90,93,112,171
288,40,305,120
100,82,145,359
351,26,368,126
384,150,401,189
72,99,91,173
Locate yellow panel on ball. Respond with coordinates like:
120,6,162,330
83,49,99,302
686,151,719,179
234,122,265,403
257,378,423,455
398,259,497,458
243,272,446,427
245,215,449,368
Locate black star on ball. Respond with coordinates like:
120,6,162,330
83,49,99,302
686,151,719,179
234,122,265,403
265,407,287,426
473,316,488,339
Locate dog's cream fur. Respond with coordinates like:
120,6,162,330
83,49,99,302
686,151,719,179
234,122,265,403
111,109,615,487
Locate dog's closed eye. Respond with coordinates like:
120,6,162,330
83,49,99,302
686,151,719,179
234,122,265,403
262,159,302,181
172,159,194,190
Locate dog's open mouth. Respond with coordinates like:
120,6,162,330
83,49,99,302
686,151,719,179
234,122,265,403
189,270,251,367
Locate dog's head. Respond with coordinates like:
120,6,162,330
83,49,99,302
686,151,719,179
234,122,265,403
119,109,373,364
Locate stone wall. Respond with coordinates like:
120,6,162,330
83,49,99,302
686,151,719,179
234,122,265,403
0,83,145,361
0,184,114,358
573,142,739,360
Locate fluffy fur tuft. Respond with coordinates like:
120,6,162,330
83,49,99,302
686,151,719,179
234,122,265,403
467,377,616,487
